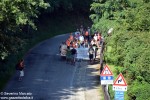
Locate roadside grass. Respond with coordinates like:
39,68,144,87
97,64,105,100
107,64,116,99
99,86,104,100
0,12,92,91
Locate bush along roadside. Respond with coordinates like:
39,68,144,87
104,31,150,100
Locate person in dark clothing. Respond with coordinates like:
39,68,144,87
66,46,72,64
88,45,94,64
71,47,77,65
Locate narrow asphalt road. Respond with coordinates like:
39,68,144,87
2,34,102,100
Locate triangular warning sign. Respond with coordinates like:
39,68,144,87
113,73,127,86
100,65,113,76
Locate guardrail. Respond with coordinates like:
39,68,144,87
100,39,110,100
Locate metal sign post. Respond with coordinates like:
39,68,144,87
113,73,127,100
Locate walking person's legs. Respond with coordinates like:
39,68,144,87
71,55,76,65
89,54,93,64
94,49,97,60
19,70,24,81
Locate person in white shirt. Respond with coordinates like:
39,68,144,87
79,34,84,42
93,33,98,41
90,39,98,60
91,39,98,46
79,34,84,47
60,43,67,57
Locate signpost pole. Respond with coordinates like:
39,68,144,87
100,28,113,100
106,84,108,91
100,38,104,73
113,73,127,100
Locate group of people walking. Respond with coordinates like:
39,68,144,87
60,25,103,64
15,25,103,81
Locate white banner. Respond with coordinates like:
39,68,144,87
76,48,89,60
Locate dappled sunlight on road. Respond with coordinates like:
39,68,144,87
3,34,102,100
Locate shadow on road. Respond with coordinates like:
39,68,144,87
3,34,101,100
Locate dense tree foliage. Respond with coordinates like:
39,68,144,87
0,0,92,90
44,0,92,13
0,0,49,60
90,0,150,99
0,0,93,60
0,0,50,90
0,0,49,32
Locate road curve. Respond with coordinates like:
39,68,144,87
3,34,102,100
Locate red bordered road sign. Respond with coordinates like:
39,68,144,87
100,65,113,76
113,73,127,91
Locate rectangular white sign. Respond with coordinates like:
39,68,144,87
113,86,127,91
101,80,113,85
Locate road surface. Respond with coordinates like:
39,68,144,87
2,34,102,100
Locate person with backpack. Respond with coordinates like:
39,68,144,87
16,59,25,81
88,45,94,64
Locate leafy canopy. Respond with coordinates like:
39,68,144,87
90,0,150,99
0,0,50,32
